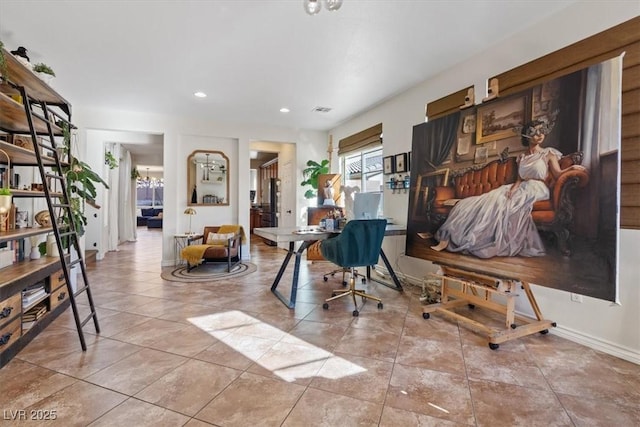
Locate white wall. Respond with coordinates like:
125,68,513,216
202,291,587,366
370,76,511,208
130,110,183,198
329,2,640,361
74,107,328,266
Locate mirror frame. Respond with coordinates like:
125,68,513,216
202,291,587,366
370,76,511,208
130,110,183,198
187,150,230,206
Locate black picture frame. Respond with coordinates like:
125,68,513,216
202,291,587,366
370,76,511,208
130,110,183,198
383,156,395,174
395,153,408,173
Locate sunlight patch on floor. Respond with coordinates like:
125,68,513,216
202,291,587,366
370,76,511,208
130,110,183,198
189,310,366,382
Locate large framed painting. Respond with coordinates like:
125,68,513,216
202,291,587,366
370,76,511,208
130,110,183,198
406,56,622,302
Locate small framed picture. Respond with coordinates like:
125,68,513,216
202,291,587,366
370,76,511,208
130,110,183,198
395,153,408,173
383,156,395,174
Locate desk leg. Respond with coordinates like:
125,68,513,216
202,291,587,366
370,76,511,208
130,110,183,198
271,241,314,308
366,248,403,291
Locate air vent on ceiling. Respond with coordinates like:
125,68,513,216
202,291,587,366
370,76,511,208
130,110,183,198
312,106,332,113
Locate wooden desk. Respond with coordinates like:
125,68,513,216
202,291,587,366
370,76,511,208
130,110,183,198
254,224,406,308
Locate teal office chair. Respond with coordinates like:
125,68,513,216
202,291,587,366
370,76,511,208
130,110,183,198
320,219,387,316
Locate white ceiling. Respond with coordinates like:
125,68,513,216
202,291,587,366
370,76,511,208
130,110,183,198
0,1,576,132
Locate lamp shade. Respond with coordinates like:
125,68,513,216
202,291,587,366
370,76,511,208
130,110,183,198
184,208,197,215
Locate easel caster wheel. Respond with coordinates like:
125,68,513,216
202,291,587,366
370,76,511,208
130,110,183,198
352,310,359,317
510,323,517,329
422,312,430,319
552,322,557,327
322,303,329,310
540,329,549,335
323,276,328,282
377,302,383,309
489,343,499,350
468,304,475,309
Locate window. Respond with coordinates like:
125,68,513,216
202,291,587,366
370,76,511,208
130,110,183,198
136,178,163,207
340,146,383,217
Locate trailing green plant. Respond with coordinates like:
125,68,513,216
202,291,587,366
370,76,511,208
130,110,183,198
301,159,330,199
0,187,11,196
0,40,7,79
33,62,55,76
104,150,118,169
131,167,141,180
56,123,109,236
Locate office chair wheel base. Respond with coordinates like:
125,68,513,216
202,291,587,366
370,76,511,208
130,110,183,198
377,302,383,309
352,310,359,317
322,303,329,310
422,312,430,319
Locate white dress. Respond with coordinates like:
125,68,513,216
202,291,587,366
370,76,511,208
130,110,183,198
434,147,561,258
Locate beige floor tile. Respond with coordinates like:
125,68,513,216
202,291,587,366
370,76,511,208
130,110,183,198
3,229,636,427
0,359,77,410
88,397,190,426
386,364,474,425
379,406,467,426
469,379,572,427
310,352,394,404
23,381,127,426
557,393,640,426
195,371,305,426
334,326,400,362
282,387,383,426
84,348,187,395
135,359,242,416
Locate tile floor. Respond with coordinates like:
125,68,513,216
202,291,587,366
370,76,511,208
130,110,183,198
1,228,638,426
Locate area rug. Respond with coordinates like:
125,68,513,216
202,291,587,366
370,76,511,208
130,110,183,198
161,262,257,283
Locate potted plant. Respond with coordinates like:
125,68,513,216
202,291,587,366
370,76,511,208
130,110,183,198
56,123,109,237
32,62,55,84
301,159,329,199
0,187,11,214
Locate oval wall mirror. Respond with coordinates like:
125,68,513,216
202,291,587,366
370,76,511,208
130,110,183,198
187,150,229,206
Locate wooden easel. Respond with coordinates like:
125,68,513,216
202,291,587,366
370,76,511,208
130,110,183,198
422,265,556,349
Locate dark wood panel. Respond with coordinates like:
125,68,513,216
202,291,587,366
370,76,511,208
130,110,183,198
620,206,640,229
426,86,471,120
621,136,640,161
621,160,640,184
492,17,640,95
621,183,640,206
622,113,640,138
622,64,640,92
622,88,640,115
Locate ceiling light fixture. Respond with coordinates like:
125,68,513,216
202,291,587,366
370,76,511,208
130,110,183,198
303,0,343,16
279,107,290,113
194,92,207,98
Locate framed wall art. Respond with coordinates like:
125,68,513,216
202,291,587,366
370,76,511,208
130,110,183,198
476,95,527,144
383,156,395,174
395,153,408,173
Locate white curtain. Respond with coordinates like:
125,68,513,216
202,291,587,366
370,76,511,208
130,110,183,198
119,150,136,242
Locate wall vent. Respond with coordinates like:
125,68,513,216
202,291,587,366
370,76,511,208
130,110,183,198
312,106,332,113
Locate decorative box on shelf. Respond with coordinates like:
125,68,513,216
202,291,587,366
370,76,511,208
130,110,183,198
0,249,13,269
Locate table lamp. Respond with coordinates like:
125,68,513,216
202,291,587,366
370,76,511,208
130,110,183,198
184,208,197,235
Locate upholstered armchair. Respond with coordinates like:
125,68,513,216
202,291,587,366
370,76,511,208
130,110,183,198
181,225,244,272
429,153,589,255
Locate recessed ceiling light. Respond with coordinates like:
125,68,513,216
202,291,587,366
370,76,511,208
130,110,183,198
194,92,207,98
279,107,290,113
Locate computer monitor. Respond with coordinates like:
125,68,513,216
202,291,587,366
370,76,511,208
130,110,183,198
353,192,381,220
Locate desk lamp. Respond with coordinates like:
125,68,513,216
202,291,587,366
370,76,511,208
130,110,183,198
184,208,197,235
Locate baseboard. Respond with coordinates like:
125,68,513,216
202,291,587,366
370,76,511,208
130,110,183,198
373,265,640,365
551,325,640,365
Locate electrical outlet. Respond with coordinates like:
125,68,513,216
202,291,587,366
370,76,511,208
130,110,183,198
570,293,583,303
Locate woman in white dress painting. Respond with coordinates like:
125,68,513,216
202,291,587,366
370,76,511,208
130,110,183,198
431,117,585,258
